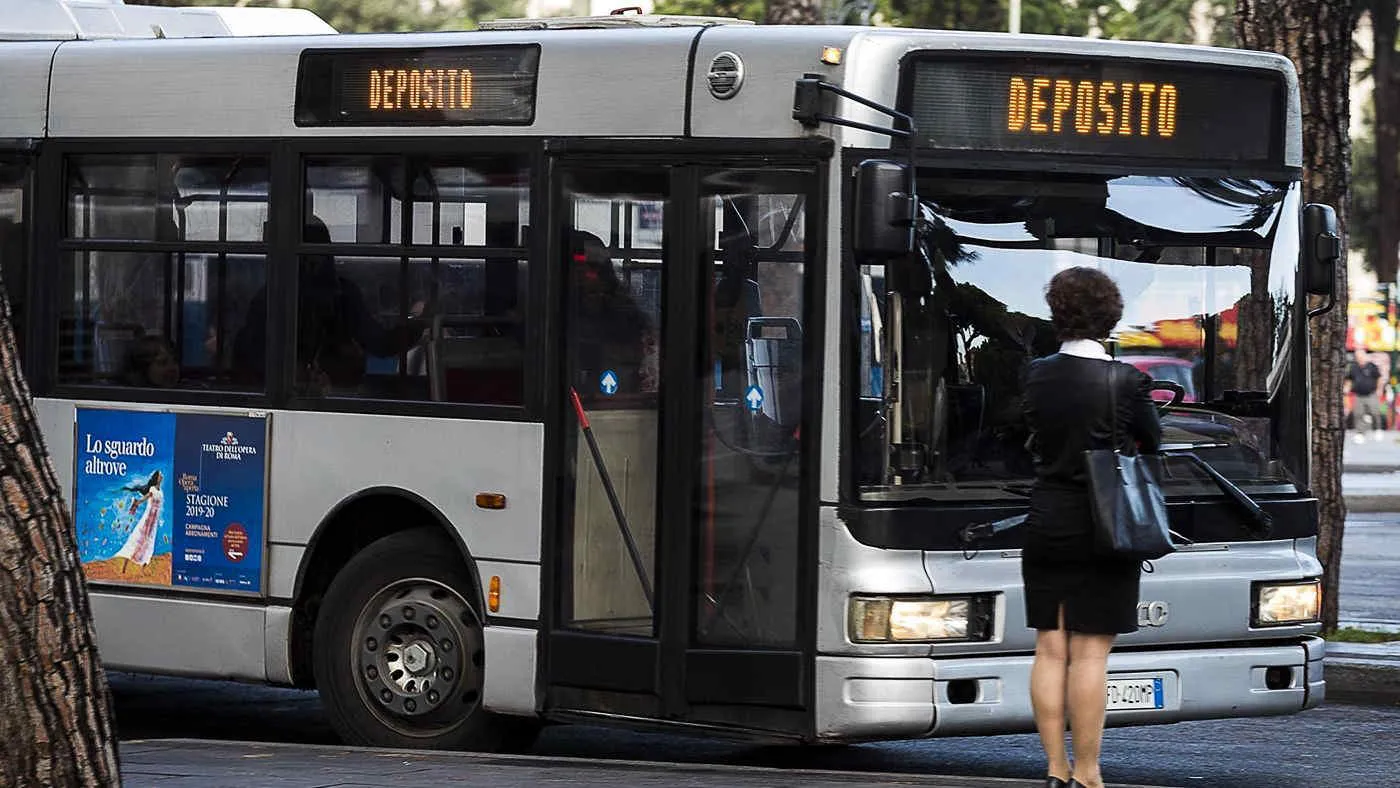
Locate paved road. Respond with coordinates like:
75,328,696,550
1338,513,1400,625
111,672,1400,788
113,514,1400,788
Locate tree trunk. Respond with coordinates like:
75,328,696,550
1236,0,1355,633
1374,0,1399,284
764,0,822,24
0,275,121,785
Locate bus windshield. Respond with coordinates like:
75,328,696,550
854,174,1303,501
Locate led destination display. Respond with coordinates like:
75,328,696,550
296,44,540,127
904,56,1284,164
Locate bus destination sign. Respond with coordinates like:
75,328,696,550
296,44,540,127
903,57,1283,165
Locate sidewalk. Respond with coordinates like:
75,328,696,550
117,738,1172,788
1343,434,1400,511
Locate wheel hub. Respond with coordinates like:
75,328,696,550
354,580,479,723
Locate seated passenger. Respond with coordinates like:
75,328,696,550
233,216,416,394
123,335,179,388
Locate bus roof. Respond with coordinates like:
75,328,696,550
1,0,336,41
0,20,1300,169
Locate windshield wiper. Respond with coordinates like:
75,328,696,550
957,450,1274,547
1166,452,1274,538
959,513,1028,545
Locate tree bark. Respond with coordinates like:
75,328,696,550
1236,0,1355,633
0,273,121,785
764,0,822,24
1373,0,1399,284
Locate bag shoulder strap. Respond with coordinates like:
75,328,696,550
1106,359,1120,451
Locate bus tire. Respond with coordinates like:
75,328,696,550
312,527,534,751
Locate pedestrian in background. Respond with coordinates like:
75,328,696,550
1020,267,1162,788
1346,349,1385,440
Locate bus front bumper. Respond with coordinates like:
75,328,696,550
815,637,1325,741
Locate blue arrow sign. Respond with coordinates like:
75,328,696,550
744,385,764,412
599,370,619,396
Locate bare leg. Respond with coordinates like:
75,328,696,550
1067,631,1115,788
1030,605,1070,781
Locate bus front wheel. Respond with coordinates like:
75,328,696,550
312,528,529,751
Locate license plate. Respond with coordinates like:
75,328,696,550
1105,677,1164,710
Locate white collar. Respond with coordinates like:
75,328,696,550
1060,339,1111,360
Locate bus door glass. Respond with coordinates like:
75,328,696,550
559,168,668,638
694,169,810,651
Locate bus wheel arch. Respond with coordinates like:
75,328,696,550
289,488,483,691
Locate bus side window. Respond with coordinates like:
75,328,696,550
59,154,269,391
298,156,529,405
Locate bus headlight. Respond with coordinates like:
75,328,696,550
1252,579,1321,626
848,595,993,642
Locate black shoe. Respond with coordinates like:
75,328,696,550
1046,778,1068,788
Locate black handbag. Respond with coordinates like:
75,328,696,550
1083,362,1175,561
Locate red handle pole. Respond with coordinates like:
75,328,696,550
569,387,590,430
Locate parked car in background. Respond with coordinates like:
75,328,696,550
1121,354,1198,403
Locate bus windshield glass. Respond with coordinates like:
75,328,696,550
854,175,1302,502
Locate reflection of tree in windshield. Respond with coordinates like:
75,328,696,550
900,205,1059,481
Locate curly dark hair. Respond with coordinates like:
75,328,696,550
1045,267,1123,341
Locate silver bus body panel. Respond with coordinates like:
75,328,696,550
817,506,935,658
45,29,694,139
818,504,1322,658
924,540,1323,653
686,27,1300,169
817,640,1319,740
266,409,545,566
90,591,266,680
483,626,539,715
814,653,935,739
0,42,59,140
267,543,303,603
264,604,295,685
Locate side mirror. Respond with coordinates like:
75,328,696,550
1302,203,1340,297
852,159,915,260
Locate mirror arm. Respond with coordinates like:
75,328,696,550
794,75,920,228
1306,287,1336,319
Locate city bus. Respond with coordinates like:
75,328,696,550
0,0,1336,751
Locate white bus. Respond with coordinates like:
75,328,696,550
1,0,1337,751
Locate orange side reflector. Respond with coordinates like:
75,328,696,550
488,576,501,613
820,46,843,66
475,492,507,510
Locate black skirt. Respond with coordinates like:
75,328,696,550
1021,484,1141,635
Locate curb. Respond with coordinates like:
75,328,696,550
1324,658,1400,706
1324,639,1400,706
1342,494,1400,513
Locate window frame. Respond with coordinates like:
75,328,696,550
53,143,273,401
36,138,547,423
288,141,539,416
0,150,34,369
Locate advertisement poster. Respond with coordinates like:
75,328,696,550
171,413,266,592
75,408,267,594
75,409,177,586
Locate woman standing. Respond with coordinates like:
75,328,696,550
1021,267,1161,788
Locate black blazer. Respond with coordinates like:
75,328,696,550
1022,353,1163,489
